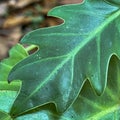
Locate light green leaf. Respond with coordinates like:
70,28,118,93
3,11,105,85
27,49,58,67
8,0,120,117
0,111,12,120
0,44,28,91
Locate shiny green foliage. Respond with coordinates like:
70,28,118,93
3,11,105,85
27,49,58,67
0,91,17,114
0,44,28,119
0,0,120,119
8,0,120,117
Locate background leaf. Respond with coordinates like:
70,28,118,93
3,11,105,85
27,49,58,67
59,56,120,120
0,44,28,118
0,111,12,120
15,55,120,120
8,0,120,117
0,44,28,91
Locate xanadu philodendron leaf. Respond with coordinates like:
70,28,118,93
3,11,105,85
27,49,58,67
8,0,120,117
57,56,120,120
17,56,120,120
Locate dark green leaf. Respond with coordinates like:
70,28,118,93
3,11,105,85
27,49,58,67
16,56,120,120
58,56,120,120
0,44,28,117
8,0,120,117
15,106,56,120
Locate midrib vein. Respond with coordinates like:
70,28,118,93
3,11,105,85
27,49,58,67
70,9,120,57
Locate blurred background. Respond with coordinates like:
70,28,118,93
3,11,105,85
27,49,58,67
0,0,82,60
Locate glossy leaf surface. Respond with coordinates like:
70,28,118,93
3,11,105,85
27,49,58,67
0,44,28,91
15,56,120,120
8,0,120,117
104,0,120,6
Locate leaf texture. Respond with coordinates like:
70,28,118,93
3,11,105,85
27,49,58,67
58,56,120,120
0,44,28,118
8,0,120,117
17,56,120,120
0,111,12,120
0,91,17,113
0,44,28,91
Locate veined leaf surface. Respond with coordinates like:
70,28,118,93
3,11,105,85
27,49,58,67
8,0,120,117
15,56,120,120
0,91,17,113
0,44,28,116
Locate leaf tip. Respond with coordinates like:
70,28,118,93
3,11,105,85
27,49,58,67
7,70,16,84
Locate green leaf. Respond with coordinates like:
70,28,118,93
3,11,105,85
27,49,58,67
8,0,120,117
0,44,28,91
59,56,120,120
15,106,56,120
0,111,12,120
0,91,17,113
15,56,120,120
0,44,28,116
104,0,120,6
